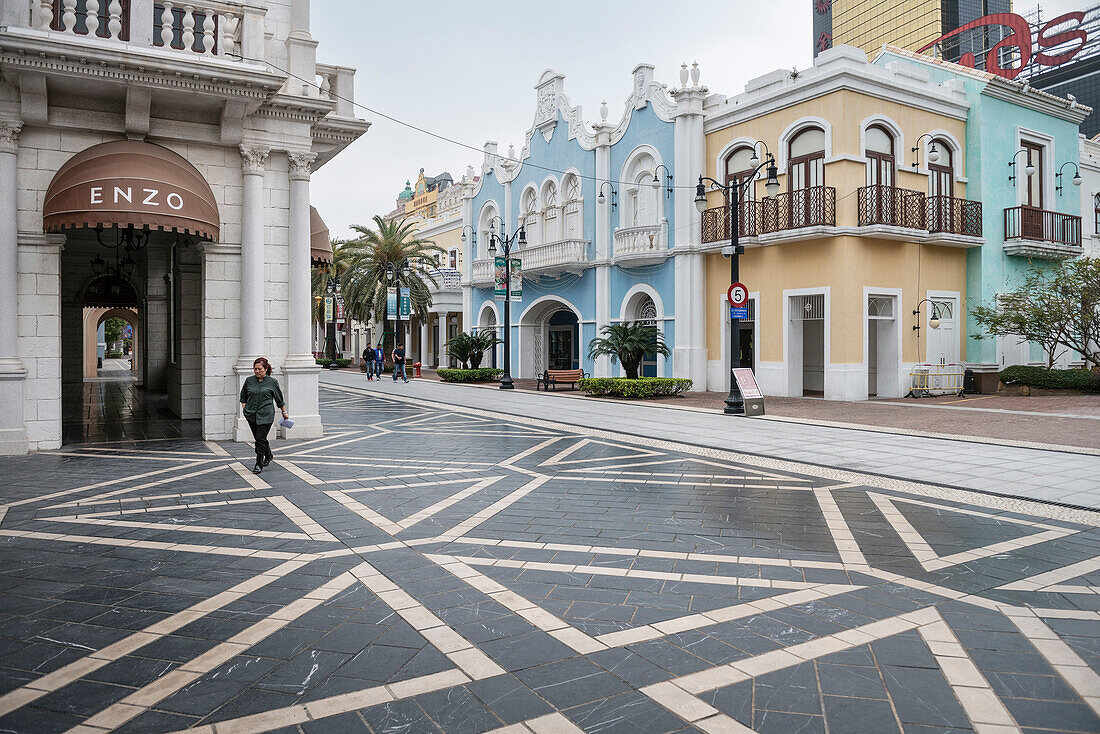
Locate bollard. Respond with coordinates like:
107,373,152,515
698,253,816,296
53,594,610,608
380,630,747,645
414,361,422,378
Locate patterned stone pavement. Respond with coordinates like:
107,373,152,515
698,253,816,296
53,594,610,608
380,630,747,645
1,383,1099,734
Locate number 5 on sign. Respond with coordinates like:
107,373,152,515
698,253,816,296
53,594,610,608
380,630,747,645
727,282,748,307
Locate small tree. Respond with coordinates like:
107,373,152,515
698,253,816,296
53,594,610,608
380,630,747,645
587,322,671,379
444,332,475,369
468,330,502,369
971,257,1100,369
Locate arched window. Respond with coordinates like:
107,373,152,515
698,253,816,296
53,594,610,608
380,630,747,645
865,125,895,187
477,203,499,260
541,180,561,242
562,173,582,239
637,295,657,325
929,139,954,197
788,127,825,191
623,150,659,228
521,188,539,245
725,147,757,202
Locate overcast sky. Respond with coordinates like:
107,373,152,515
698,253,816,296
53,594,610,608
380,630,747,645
308,1,1077,240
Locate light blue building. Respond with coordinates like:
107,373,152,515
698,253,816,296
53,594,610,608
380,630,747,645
874,48,1090,387
460,64,711,385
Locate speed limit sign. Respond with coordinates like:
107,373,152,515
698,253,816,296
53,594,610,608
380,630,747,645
727,282,748,307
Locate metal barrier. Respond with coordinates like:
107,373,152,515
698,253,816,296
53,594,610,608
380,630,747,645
907,363,965,398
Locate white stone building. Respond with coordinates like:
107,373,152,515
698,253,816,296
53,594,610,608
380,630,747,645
0,0,368,453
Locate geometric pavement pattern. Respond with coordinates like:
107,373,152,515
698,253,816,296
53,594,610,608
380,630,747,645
0,383,1097,733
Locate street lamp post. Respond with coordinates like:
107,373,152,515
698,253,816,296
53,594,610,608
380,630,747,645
323,276,339,369
695,146,780,415
487,217,526,390
387,259,411,357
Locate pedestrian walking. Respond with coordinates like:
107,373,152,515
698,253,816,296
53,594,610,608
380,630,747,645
392,342,409,383
239,357,288,474
362,345,373,380
374,342,385,380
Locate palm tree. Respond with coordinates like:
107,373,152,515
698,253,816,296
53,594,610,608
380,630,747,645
587,322,671,379
311,239,351,355
469,329,502,369
444,332,475,369
337,216,444,349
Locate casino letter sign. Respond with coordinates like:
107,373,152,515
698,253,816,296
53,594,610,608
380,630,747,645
917,11,1088,80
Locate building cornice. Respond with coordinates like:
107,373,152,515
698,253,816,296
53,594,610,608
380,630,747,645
704,60,970,133
0,26,284,102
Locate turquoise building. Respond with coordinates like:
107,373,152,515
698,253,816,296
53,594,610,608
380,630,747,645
875,48,1090,386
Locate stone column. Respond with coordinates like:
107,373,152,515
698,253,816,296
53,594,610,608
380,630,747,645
593,125,613,377
419,317,429,369
234,146,268,441
281,152,322,439
0,122,28,455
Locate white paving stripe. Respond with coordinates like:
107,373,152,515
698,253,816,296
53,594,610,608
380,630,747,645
1,460,214,509
1005,608,1100,717
71,567,364,733
0,558,311,718
998,556,1100,593
0,529,317,561
814,487,869,567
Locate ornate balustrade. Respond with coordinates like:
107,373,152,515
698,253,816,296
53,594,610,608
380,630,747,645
858,185,926,229
613,222,668,266
37,0,258,60
469,239,589,286
425,268,461,291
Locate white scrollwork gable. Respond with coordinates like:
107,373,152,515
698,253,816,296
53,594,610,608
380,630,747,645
534,69,565,143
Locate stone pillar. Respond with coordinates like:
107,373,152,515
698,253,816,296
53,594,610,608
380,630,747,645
281,152,322,439
593,126,613,377
439,312,449,368
199,242,242,441
234,146,268,441
18,233,64,452
419,317,429,368
0,122,28,455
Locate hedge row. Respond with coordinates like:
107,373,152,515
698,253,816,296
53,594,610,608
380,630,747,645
578,377,693,398
438,368,504,383
999,365,1100,392
315,358,352,368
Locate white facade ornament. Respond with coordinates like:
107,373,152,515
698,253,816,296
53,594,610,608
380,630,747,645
534,69,565,143
691,61,700,86
239,145,269,175
679,63,689,88
0,122,22,155
288,151,315,181
600,100,608,122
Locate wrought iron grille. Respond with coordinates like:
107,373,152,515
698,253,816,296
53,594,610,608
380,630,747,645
1004,206,1082,246
868,296,894,319
927,196,983,236
761,187,836,232
700,201,762,243
857,185,926,228
790,294,825,321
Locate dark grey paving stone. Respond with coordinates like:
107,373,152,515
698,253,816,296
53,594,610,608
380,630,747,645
335,644,419,684
301,710,371,733
34,678,131,717
359,698,442,734
754,662,821,715
86,656,177,688
467,674,556,724
1003,696,1100,733
478,630,574,671
515,657,630,708
0,705,90,733
159,677,248,716
823,694,901,733
817,662,888,699
416,685,503,733
567,690,687,734
881,665,971,728
754,709,826,734
113,709,201,734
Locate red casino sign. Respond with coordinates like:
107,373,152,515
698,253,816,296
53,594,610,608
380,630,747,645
918,11,1089,80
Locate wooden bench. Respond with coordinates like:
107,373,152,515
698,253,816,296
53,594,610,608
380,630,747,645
537,369,589,392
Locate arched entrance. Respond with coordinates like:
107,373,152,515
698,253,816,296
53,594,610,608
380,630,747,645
46,141,218,444
477,302,500,369
518,298,582,378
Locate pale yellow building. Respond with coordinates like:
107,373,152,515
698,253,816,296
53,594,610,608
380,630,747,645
700,45,981,399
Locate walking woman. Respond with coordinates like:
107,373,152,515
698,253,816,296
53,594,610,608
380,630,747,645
240,357,288,474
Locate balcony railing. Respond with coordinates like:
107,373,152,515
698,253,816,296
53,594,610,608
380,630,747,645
761,186,836,232
469,239,589,285
37,0,252,59
1004,206,1081,246
858,185,926,229
613,223,666,258
927,196,983,237
425,268,461,291
701,201,762,243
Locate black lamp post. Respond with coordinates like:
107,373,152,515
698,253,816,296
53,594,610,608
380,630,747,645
487,216,525,390
323,275,340,369
387,259,411,356
695,146,780,415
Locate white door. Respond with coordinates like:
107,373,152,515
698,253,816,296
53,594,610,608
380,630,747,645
926,297,958,365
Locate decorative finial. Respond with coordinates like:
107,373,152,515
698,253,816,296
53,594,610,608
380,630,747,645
679,63,689,87
600,100,608,122
508,144,515,159
690,61,700,86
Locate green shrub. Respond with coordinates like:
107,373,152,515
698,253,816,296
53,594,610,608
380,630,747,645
105,351,123,359
578,377,693,398
437,368,504,383
315,358,351,368
999,365,1100,392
